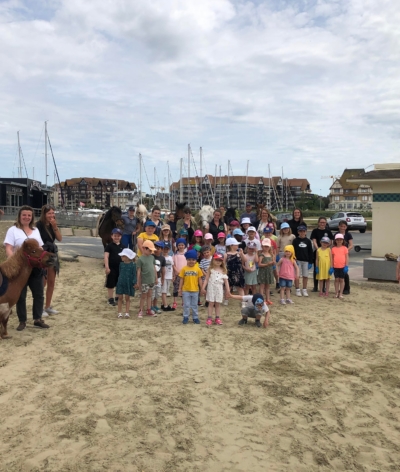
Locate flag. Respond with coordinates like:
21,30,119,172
79,202,85,207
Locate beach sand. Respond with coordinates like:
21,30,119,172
1,223,400,471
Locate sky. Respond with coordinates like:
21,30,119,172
1,0,400,197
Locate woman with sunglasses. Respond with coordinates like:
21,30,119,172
36,204,62,315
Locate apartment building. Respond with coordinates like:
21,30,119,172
328,169,373,211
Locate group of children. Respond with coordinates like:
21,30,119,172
104,218,351,327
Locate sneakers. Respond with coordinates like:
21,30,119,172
41,310,49,318
205,301,209,307
302,289,309,297
286,298,294,304
45,306,59,315
238,318,247,325
206,317,213,326
152,306,162,314
172,302,177,309
33,319,50,329
223,300,228,306
124,313,130,318
193,318,201,324
182,317,189,324
117,313,123,318
161,305,172,311
198,301,203,306
146,309,157,317
16,322,26,331
215,317,223,325
295,289,302,297
138,310,143,318
107,298,116,306
280,299,286,305
343,289,350,295
255,320,261,328
266,300,273,305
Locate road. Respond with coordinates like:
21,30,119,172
57,232,372,280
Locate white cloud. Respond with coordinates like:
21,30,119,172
1,0,400,198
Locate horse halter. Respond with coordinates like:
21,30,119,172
23,250,51,269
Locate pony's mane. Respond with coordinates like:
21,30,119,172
175,201,187,210
0,240,38,280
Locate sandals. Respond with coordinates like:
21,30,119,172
124,313,130,318
117,313,123,318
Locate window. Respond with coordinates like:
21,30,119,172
334,196,339,201
333,188,341,193
347,203,353,209
362,196,368,201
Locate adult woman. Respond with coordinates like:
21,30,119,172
335,220,353,294
310,217,334,292
3,206,49,330
256,209,276,238
137,221,159,256
36,204,62,315
206,209,227,244
148,205,163,237
288,208,307,238
176,207,197,242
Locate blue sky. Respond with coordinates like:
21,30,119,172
1,0,399,196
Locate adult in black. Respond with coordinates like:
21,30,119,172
310,216,334,292
148,205,163,237
176,207,197,242
288,208,307,238
167,212,177,239
36,204,62,316
335,220,353,294
205,209,227,244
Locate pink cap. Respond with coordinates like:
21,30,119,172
217,232,226,238
204,233,213,240
194,230,203,237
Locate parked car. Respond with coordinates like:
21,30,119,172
275,212,292,229
328,212,367,233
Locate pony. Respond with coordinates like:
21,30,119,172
224,207,238,225
195,205,214,229
96,207,124,248
175,202,187,221
0,240,56,339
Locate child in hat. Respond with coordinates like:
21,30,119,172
151,241,166,314
257,238,275,304
161,242,175,311
201,253,229,325
276,245,299,305
178,249,204,324
331,233,349,299
104,228,126,306
228,292,269,328
137,220,159,257
172,238,188,309
136,240,158,317
215,232,227,257
116,248,137,318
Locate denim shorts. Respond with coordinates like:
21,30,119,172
279,277,293,288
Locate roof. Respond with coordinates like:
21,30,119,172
330,168,367,190
348,169,400,181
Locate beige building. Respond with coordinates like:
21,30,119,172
328,169,373,211
348,163,400,257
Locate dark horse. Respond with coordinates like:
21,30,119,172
224,207,238,225
96,207,124,248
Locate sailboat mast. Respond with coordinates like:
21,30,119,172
139,153,142,204
219,166,222,207
45,121,48,187
227,160,230,207
188,144,190,207
281,167,284,211
167,161,171,210
244,160,249,209
17,131,22,178
199,147,203,208
180,158,183,202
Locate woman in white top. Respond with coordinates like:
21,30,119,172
3,206,49,331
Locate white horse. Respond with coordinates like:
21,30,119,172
135,203,148,225
196,205,214,229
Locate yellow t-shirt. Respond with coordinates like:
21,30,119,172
137,232,159,257
179,265,203,292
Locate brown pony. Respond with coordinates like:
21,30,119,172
0,240,56,339
96,207,124,248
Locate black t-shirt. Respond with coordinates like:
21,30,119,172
293,236,313,263
288,219,307,238
335,231,353,248
310,228,334,247
153,254,166,279
104,242,126,268
36,221,56,245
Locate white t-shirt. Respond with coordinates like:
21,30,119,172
3,226,44,252
246,238,261,251
164,255,174,280
242,295,269,313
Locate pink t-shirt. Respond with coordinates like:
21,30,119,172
173,253,187,274
279,257,295,280
331,246,348,268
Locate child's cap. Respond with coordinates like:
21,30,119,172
213,253,223,260
280,222,290,229
145,220,156,227
298,225,307,231
226,237,239,246
204,233,213,240
247,226,256,233
229,220,240,227
111,228,123,235
200,245,211,253
118,248,136,259
142,240,155,252
261,238,271,246
251,293,264,306
241,217,251,225
128,206,135,211
193,244,201,251
263,226,273,233
162,241,171,249
185,249,198,260
335,233,344,239
179,228,188,236
194,229,203,237
217,232,226,239
321,236,331,244
161,224,171,231
232,228,244,236
154,241,164,248
284,245,296,259
176,237,187,246
246,241,257,249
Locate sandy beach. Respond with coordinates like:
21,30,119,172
1,223,400,471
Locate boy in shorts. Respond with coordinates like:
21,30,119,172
136,240,157,317
104,228,126,306
292,225,313,297
228,292,269,328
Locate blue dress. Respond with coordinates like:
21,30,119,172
116,262,137,296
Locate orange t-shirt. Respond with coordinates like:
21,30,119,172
331,246,348,268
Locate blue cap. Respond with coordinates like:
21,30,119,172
176,238,187,247
232,228,244,236
185,249,198,260
298,225,307,231
179,228,188,235
263,226,273,233
163,241,171,249
154,241,164,248
111,228,122,234
280,222,290,229
252,293,264,305
145,220,156,227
